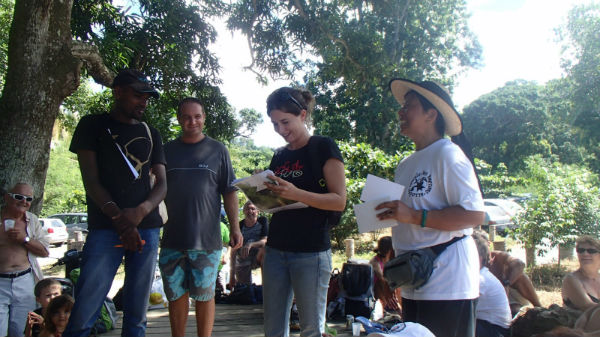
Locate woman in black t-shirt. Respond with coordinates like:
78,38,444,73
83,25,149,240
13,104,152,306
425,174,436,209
262,87,346,337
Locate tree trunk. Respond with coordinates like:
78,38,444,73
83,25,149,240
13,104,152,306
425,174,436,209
0,0,80,213
525,245,536,267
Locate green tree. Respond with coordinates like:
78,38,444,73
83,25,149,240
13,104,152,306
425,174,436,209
0,0,12,90
228,0,482,152
330,141,408,248
462,80,552,172
511,156,600,266
41,139,87,216
0,0,233,212
558,3,600,172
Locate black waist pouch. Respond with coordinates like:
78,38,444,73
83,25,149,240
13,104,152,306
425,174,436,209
383,236,466,290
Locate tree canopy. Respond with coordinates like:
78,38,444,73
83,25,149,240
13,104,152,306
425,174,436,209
227,0,482,152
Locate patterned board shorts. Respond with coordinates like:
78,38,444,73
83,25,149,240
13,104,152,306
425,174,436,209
158,248,222,302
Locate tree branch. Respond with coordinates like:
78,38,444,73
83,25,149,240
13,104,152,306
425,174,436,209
71,40,114,87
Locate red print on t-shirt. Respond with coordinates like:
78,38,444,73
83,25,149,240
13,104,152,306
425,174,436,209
274,160,304,178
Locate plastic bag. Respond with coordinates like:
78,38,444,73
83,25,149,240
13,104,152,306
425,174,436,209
148,275,168,310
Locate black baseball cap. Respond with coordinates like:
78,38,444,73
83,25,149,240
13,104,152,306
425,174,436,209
112,69,159,99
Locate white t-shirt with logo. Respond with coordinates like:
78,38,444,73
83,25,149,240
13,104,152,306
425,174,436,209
477,267,512,328
391,138,483,300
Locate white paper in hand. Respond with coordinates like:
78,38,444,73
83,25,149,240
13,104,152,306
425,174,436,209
354,198,397,234
360,174,405,202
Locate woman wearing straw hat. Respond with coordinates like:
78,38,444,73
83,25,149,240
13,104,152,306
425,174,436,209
376,79,485,337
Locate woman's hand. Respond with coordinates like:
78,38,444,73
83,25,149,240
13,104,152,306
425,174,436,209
264,175,301,201
375,200,419,224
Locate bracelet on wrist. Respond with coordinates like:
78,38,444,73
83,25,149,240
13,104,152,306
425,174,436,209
421,209,428,228
101,201,117,212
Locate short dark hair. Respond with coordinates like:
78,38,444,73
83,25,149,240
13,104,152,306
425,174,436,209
34,278,61,297
177,97,204,116
374,236,394,258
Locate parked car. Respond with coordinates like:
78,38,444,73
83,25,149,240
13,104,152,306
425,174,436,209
486,198,525,217
48,213,88,240
483,198,524,234
39,218,69,246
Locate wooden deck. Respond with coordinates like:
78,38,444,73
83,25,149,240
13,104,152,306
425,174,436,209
103,304,357,336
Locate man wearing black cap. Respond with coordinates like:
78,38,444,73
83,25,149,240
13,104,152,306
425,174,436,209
64,69,167,337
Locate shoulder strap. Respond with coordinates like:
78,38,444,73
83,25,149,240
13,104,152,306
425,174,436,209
307,136,328,191
141,122,153,154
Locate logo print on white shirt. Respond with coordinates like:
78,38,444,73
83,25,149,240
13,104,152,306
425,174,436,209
408,171,432,197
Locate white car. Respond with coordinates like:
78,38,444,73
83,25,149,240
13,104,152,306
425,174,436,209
39,218,69,247
483,198,524,234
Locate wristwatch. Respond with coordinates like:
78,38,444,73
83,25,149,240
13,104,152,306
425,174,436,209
23,236,30,244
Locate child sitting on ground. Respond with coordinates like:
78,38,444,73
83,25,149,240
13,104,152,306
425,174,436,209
39,295,74,337
25,279,62,337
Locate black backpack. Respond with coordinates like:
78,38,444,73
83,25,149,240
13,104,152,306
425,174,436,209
307,136,343,228
340,262,374,317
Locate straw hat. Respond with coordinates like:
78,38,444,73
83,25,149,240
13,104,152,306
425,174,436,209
389,78,462,136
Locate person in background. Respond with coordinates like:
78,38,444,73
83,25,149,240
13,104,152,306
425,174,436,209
262,87,346,337
369,236,401,315
25,279,62,337
1,182,49,337
472,231,512,337
216,220,231,295
39,295,73,337
562,235,600,312
159,97,242,337
376,79,485,337
64,69,166,337
486,244,541,315
229,201,268,287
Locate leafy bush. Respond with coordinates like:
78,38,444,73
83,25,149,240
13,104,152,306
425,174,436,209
42,139,86,216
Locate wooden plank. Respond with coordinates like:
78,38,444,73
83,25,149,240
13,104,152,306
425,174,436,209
103,304,357,337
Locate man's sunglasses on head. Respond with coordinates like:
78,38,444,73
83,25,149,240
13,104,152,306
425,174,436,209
8,193,33,202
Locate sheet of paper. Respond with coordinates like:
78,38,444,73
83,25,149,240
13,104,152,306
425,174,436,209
232,170,307,213
353,198,398,233
360,174,405,202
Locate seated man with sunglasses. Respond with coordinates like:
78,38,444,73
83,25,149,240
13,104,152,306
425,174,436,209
0,183,49,337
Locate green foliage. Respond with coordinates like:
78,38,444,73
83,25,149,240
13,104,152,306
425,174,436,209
463,80,553,172
528,263,569,290
228,0,482,152
41,140,86,216
67,0,239,142
476,159,527,198
558,3,600,172
510,156,600,265
330,141,408,248
0,0,12,90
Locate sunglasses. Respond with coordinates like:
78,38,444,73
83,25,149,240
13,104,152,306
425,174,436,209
576,248,599,255
8,193,33,202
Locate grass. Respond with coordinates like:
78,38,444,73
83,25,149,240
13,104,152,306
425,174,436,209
42,261,126,280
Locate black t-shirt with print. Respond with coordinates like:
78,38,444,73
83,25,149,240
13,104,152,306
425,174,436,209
69,113,166,230
267,136,343,252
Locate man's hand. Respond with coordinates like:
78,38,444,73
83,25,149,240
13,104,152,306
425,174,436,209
6,227,27,244
229,229,243,250
118,227,144,252
113,207,145,230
